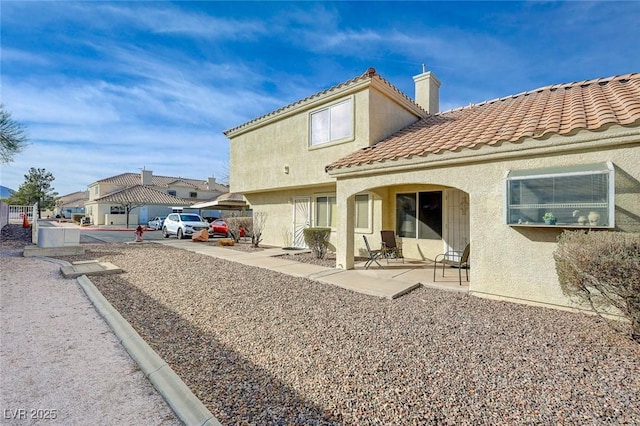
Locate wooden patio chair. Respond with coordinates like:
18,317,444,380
380,230,404,264
363,235,384,269
433,243,470,285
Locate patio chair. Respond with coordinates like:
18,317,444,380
380,230,404,264
363,235,384,269
433,243,470,285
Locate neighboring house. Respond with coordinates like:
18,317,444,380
84,170,229,226
226,68,640,310
54,191,89,218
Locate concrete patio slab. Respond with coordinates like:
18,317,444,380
60,260,123,278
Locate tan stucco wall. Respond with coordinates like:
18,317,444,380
229,85,421,194
244,186,385,256
334,129,640,309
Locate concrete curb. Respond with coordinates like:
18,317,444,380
77,275,222,426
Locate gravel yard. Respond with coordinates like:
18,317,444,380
3,225,640,424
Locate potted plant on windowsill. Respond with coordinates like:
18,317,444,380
542,212,556,225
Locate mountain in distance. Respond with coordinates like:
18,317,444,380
0,185,15,198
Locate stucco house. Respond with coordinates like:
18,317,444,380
84,170,229,226
226,68,640,309
53,190,89,218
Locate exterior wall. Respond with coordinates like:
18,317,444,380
245,185,386,258
334,129,640,309
229,84,421,194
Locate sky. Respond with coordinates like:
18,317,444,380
1,1,639,196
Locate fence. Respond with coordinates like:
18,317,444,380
8,205,35,223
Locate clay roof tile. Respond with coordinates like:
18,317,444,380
327,73,640,171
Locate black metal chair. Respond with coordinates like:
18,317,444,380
380,230,404,264
433,243,470,285
363,235,384,269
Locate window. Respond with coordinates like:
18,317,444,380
310,99,352,146
189,192,197,198
315,195,337,227
506,162,614,228
396,192,442,239
168,190,177,196
110,206,125,215
354,194,370,229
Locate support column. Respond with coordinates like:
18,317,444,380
336,187,354,270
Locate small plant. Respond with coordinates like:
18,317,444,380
542,212,556,224
303,227,331,259
251,212,267,248
554,230,640,343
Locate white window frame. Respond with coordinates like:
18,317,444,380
505,162,615,228
309,97,354,147
167,190,177,197
314,194,337,228
354,193,372,233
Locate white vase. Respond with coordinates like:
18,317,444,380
577,216,587,226
588,211,600,226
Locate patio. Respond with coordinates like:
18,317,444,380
156,239,468,299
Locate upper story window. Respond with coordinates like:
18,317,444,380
189,191,197,198
168,190,177,197
310,99,352,146
506,162,614,228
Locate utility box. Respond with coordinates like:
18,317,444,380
37,228,81,248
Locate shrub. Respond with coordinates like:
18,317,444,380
225,216,252,242
303,227,331,259
554,230,640,342
251,212,267,248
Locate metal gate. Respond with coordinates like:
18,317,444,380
292,197,311,248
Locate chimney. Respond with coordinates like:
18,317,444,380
207,177,216,190
413,66,441,114
141,169,153,185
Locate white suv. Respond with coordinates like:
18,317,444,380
162,213,212,239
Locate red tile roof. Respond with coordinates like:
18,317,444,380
327,73,640,171
94,185,191,205
96,172,227,192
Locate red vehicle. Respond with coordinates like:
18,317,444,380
210,219,246,238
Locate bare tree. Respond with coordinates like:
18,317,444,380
251,212,267,248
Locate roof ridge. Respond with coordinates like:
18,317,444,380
224,67,421,135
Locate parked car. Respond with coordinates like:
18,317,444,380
163,213,211,239
210,218,246,238
147,216,166,230
210,219,230,237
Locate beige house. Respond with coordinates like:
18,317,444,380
84,170,228,226
53,190,89,218
226,68,640,309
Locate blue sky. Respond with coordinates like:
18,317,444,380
1,1,639,196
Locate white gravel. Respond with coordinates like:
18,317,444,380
46,241,640,425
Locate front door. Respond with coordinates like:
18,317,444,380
293,197,311,248
443,189,470,260
139,206,149,224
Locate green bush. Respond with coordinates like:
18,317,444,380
303,227,331,259
554,230,640,342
